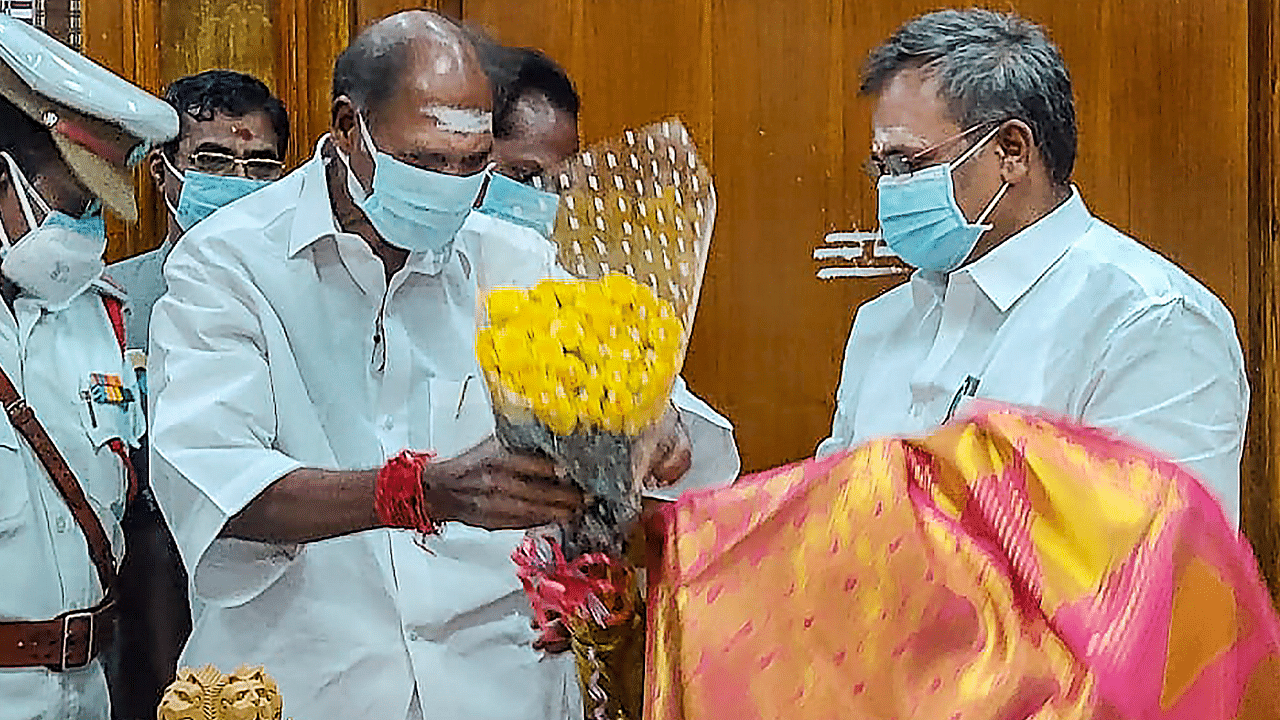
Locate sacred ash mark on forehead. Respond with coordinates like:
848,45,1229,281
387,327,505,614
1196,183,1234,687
425,105,492,135
872,125,932,156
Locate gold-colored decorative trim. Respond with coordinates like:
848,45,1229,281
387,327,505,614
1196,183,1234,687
158,665,288,720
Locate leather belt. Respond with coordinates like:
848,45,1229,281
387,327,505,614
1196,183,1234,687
0,600,115,671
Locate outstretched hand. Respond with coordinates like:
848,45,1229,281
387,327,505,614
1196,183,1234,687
426,436,584,530
632,404,692,490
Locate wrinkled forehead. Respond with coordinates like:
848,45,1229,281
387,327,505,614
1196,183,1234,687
178,110,280,154
377,42,493,140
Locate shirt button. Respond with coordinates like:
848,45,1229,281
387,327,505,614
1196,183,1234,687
408,630,421,642
381,416,394,430
55,516,68,533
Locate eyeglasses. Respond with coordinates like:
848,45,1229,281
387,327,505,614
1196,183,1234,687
188,151,285,180
862,123,999,182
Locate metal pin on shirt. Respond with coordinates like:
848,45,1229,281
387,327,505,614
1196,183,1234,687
456,376,472,420
80,390,97,427
943,375,980,424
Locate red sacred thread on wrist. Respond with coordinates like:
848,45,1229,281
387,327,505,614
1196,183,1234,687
375,450,440,536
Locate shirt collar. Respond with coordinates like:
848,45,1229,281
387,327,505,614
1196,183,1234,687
288,135,342,258
959,186,1093,312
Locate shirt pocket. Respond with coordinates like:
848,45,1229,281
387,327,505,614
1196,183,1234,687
429,375,495,457
77,372,139,449
76,373,135,524
0,418,29,536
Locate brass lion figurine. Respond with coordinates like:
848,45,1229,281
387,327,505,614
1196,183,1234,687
158,665,287,720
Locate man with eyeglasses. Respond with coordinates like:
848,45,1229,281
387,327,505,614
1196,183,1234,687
111,70,289,352
104,69,287,719
818,9,1247,523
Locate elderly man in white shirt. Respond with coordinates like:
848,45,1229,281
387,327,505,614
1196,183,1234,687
149,11,738,720
819,9,1247,523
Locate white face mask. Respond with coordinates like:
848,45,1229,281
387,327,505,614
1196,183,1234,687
0,152,106,309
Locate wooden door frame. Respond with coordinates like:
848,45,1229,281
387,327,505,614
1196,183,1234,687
1248,0,1280,600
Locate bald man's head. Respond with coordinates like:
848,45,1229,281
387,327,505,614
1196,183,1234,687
330,10,493,184
333,11,489,123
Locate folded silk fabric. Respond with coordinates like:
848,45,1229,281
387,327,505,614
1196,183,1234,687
646,403,1280,720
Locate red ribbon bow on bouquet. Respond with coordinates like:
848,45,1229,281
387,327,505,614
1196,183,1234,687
512,534,638,647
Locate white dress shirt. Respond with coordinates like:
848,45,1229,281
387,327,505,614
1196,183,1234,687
0,281,143,720
818,189,1247,523
149,143,739,720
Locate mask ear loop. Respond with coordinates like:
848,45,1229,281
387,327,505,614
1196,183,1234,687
160,151,183,218
953,124,1003,169
355,112,379,162
952,124,1009,227
974,182,1009,226
0,152,41,248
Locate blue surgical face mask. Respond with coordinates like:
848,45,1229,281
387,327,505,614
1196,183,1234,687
476,172,561,239
352,113,487,255
164,153,269,232
876,126,1008,273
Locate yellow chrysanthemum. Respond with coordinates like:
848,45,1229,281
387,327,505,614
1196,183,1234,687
486,286,528,324
480,274,686,435
549,317,587,350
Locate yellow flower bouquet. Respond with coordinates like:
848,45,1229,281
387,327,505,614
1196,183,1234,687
477,117,714,558
479,118,714,720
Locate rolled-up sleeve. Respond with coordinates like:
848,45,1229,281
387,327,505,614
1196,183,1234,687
148,240,303,607
646,376,740,500
1082,297,1248,525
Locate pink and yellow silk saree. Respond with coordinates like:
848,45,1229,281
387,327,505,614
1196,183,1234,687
646,405,1280,719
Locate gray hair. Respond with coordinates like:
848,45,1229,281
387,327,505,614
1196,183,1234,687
860,9,1077,186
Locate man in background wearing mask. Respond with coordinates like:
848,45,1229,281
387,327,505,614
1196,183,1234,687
482,46,580,188
0,15,177,720
105,69,288,719
819,9,1247,522
149,11,733,719
470,38,740,496
111,69,289,351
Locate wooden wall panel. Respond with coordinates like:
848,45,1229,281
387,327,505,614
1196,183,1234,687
83,0,160,262
273,0,352,168
704,0,881,471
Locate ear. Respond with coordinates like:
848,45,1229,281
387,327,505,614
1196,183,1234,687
995,119,1034,185
330,96,359,157
148,150,166,193
331,95,374,195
